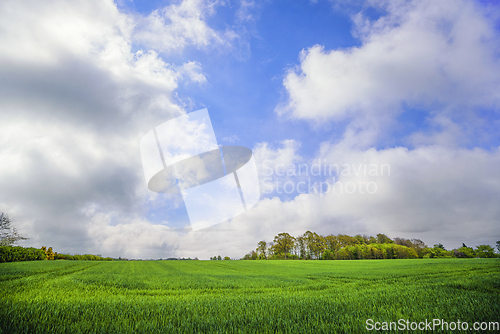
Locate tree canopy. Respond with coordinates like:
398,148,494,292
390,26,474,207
243,231,500,261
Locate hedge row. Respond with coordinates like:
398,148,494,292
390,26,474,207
0,246,46,263
54,253,113,261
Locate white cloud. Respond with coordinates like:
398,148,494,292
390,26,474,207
0,0,225,257
2,0,499,260
278,0,500,147
0,0,133,65
243,0,500,255
253,140,303,193
87,212,180,259
209,144,500,255
177,61,207,84
134,0,238,53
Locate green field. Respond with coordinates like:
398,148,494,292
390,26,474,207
0,259,499,333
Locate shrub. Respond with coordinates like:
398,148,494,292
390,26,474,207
0,246,46,263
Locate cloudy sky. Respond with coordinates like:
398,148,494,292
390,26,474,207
1,0,499,259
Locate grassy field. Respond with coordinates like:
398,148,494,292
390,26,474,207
0,259,499,333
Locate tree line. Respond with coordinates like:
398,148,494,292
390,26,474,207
0,212,113,262
210,255,231,260
41,246,113,261
0,246,46,263
0,245,113,263
243,231,500,260
2,212,499,262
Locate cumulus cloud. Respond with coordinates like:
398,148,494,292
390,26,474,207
278,0,500,147
152,0,500,256
253,140,303,194
87,212,180,259
0,0,221,257
261,0,500,252
1,0,499,260
216,144,500,254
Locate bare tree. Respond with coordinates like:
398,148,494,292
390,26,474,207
0,213,27,246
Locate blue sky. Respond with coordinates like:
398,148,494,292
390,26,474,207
128,0,500,229
0,0,499,258
123,0,361,151
130,0,369,228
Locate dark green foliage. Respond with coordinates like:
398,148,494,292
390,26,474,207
0,246,112,263
475,245,496,258
453,246,476,258
423,245,453,258
0,246,46,263
434,243,446,250
376,233,393,244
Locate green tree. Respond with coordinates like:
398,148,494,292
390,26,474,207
410,239,427,258
271,233,295,259
295,236,306,259
453,246,475,258
475,245,496,258
337,234,360,247
325,235,340,252
376,234,393,244
46,247,54,260
256,241,267,259
322,248,334,260
223,256,230,260
309,233,326,259
354,235,367,244
434,243,445,250
217,255,221,261
394,238,413,248
251,250,258,260
423,245,451,258
302,231,316,259
496,241,500,254
0,213,27,246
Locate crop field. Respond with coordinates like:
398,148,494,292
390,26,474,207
0,259,499,333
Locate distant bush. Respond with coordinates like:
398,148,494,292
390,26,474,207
53,253,113,261
335,244,418,260
267,253,299,260
475,245,497,258
452,246,476,258
0,246,46,263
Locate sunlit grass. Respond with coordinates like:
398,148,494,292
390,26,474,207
0,259,498,333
